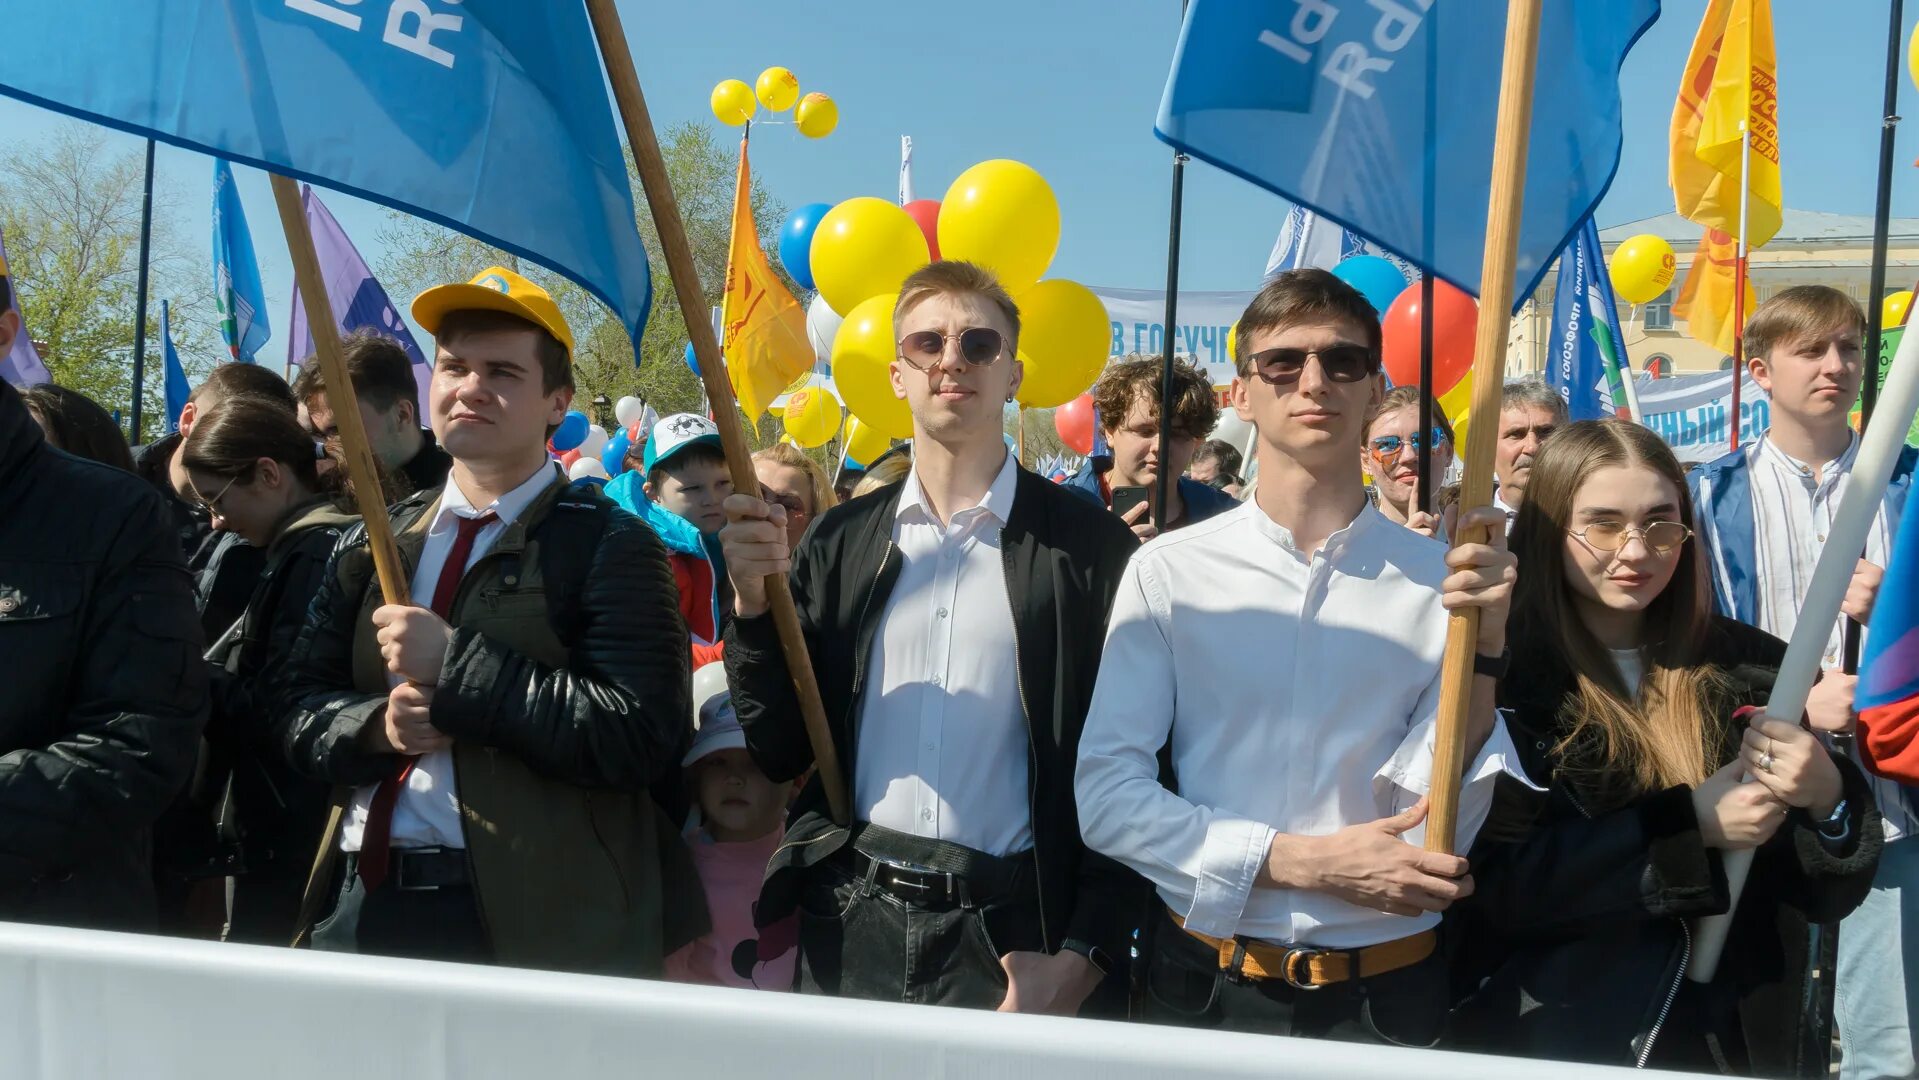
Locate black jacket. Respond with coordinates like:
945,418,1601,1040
1452,618,1881,1074
133,431,267,640
397,428,453,499
724,466,1147,971
0,380,208,929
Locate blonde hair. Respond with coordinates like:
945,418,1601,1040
753,442,837,517
1509,419,1732,798
1744,284,1867,363
893,261,1021,355
851,450,913,499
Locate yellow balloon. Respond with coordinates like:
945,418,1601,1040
783,387,843,448
938,160,1060,295
794,93,839,138
756,66,800,112
1226,321,1238,366
1911,22,1919,95
1609,233,1677,305
810,198,930,316
710,79,756,126
1013,279,1112,408
843,415,892,466
1885,290,1913,330
832,292,915,439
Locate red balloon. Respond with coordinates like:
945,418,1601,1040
627,421,646,443
902,199,941,261
1054,393,1096,456
558,449,582,468
1381,278,1479,394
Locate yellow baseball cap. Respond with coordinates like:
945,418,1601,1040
411,266,574,360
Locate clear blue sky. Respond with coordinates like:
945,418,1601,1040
2,0,1913,365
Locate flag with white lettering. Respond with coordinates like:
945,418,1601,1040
1158,0,1660,307
1546,218,1627,421
212,159,271,363
0,1,651,355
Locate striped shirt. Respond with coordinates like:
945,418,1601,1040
1745,432,1910,838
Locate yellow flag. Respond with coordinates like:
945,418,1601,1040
1670,0,1782,248
720,140,811,422
1671,228,1757,356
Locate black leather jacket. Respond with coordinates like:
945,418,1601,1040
1452,618,1881,1074
0,380,207,929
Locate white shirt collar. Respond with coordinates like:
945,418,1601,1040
1245,495,1379,558
897,448,1018,527
431,461,561,535
1758,430,1860,483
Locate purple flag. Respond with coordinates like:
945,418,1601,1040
286,185,430,416
0,226,50,387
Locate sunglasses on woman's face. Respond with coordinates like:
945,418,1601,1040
896,327,1007,371
1367,429,1449,464
1245,344,1379,385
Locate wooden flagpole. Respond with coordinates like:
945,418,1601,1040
268,174,408,606
585,0,849,824
1425,0,1543,855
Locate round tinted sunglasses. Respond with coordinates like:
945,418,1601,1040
897,327,1007,370
1368,429,1449,464
1246,344,1379,385
1572,520,1693,555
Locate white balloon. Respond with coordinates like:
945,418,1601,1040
614,396,645,428
579,424,610,458
568,457,610,481
805,293,844,362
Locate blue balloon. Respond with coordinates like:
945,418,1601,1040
550,410,590,452
779,202,833,291
1332,255,1411,315
602,429,632,476
683,340,700,376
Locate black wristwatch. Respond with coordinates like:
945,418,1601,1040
1060,937,1113,976
1815,798,1850,838
1474,646,1511,680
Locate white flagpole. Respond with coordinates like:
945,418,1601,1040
898,135,915,206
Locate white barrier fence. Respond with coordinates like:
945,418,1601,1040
0,921,1674,1080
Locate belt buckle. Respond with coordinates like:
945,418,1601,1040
878,859,954,903
1280,945,1330,991
393,846,444,892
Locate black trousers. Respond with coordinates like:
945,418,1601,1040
795,834,1044,1008
308,859,490,964
1142,906,1447,1047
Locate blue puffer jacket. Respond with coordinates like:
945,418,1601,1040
605,470,726,646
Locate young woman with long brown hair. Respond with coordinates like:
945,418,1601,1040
175,395,360,943
1451,418,1880,1073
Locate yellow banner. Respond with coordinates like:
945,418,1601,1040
1672,227,1756,356
1670,0,1782,248
721,140,811,422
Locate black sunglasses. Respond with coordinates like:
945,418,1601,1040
1246,344,1379,385
897,327,1007,370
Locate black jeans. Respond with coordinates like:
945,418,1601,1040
1142,907,1447,1046
795,845,1044,1007
309,862,490,964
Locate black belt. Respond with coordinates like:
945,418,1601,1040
847,822,1032,908
344,847,471,892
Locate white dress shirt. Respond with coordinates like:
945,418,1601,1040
1745,432,1912,839
1076,499,1534,947
340,462,562,852
854,449,1033,857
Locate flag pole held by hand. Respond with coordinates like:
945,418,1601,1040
585,0,849,825
269,174,408,607
1425,0,1542,856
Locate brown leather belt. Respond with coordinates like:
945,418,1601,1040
1170,909,1435,989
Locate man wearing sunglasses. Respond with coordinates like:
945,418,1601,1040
1077,268,1532,1044
720,260,1142,1013
1062,356,1237,541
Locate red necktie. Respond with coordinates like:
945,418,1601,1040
358,511,498,890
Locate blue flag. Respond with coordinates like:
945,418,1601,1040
0,2,650,356
212,159,271,363
1158,1,1659,308
1547,218,1627,421
161,300,190,434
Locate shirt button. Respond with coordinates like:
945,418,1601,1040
930,674,943,688
937,607,949,619
920,809,933,822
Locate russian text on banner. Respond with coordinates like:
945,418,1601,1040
1670,0,1782,249
1547,217,1629,421
0,2,652,357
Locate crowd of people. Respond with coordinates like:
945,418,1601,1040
0,253,1912,1077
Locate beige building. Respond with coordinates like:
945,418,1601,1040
1507,209,1919,377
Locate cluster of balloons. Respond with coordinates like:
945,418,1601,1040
595,396,658,478
1609,234,1678,306
711,66,837,139
549,409,613,483
776,159,1110,442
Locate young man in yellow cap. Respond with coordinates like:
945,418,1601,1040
275,267,702,973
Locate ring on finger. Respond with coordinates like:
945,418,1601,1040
1758,750,1775,773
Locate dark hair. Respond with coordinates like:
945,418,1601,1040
436,308,572,395
1190,438,1243,479
291,331,420,418
20,384,135,472
1092,355,1219,441
1233,268,1382,376
646,440,727,488
181,395,338,497
188,362,297,414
